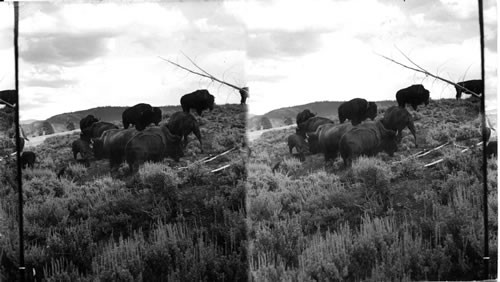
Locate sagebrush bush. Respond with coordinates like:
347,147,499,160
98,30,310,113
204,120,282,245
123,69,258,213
351,157,393,195
66,163,88,181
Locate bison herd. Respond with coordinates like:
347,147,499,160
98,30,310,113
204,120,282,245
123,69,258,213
287,81,492,168
62,89,215,175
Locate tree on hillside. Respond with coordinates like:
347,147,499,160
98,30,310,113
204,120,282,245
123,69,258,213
260,117,272,130
66,119,75,131
37,121,55,136
284,117,293,125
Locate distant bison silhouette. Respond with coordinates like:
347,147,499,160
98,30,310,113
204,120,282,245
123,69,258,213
339,121,398,167
455,79,482,100
122,103,162,131
396,84,430,111
296,116,334,138
381,106,417,147
0,90,17,107
92,128,138,172
79,115,99,132
287,133,308,161
81,121,119,142
338,98,377,126
125,125,184,173
180,89,215,115
72,139,93,164
486,141,497,158
296,109,316,125
307,123,352,162
167,111,203,152
21,151,36,169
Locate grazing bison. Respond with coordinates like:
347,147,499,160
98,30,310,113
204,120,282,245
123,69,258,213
81,121,119,142
21,151,36,169
455,79,482,100
296,116,334,138
72,139,93,163
122,103,162,131
396,84,430,111
167,111,203,152
240,87,249,105
486,141,497,158
339,121,398,167
296,109,316,125
125,125,184,173
381,106,417,147
338,98,378,126
307,123,353,162
287,133,308,161
79,115,99,131
92,128,138,172
0,90,17,107
180,89,215,115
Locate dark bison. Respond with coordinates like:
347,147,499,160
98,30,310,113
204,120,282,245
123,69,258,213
240,87,249,105
339,121,398,167
396,84,430,111
307,123,353,161
381,106,417,147
81,121,119,142
180,89,215,115
122,103,162,131
72,139,93,162
92,128,138,172
296,109,316,125
338,98,377,126
167,111,203,152
0,90,17,107
296,116,334,138
486,141,497,158
79,115,99,131
287,133,308,161
455,79,482,100
21,151,36,169
125,125,184,173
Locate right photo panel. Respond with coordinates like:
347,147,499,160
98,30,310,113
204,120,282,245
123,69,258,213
244,0,497,280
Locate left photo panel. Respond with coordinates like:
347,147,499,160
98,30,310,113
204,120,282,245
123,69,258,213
1,2,248,281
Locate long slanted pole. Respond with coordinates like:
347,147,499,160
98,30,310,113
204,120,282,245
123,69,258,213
13,2,25,281
477,0,489,279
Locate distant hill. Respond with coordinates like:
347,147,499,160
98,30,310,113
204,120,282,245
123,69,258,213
22,105,183,137
248,100,397,130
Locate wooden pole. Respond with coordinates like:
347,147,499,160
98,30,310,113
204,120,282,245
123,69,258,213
477,0,489,279
13,2,25,281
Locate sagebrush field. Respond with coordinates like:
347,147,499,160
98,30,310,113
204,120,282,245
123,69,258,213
247,98,497,281
0,104,248,281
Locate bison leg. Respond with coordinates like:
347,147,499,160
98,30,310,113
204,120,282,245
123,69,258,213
193,127,203,153
411,104,418,111
73,150,78,160
407,120,417,147
289,145,294,154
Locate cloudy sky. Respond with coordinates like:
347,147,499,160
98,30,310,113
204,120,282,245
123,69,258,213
227,0,497,115
1,2,246,121
0,0,497,120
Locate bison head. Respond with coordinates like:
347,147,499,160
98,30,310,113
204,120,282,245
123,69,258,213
376,121,398,157
152,107,162,125
366,102,378,120
91,138,105,160
424,89,430,105
162,126,184,162
296,109,316,125
306,132,320,154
